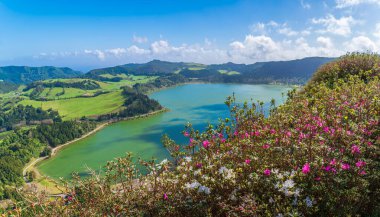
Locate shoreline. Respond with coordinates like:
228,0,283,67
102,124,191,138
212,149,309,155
22,108,168,180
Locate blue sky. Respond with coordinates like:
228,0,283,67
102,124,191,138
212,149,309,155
0,0,380,71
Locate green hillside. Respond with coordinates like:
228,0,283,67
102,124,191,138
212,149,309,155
0,66,82,84
86,57,334,84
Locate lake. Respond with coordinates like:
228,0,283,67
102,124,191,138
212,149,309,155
37,83,291,179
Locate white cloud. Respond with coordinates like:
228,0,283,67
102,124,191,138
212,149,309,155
229,35,281,61
278,27,298,36
312,14,357,36
317,36,334,49
249,21,278,34
336,0,380,8
132,35,148,43
106,48,127,57
150,40,172,54
84,49,106,61
344,36,379,51
126,45,150,55
300,0,311,9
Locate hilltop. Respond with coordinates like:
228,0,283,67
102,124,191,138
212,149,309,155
86,57,334,84
0,66,82,85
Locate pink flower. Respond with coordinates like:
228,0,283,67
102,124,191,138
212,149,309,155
285,131,292,137
330,128,335,134
329,159,336,166
221,138,226,143
196,163,202,168
270,129,276,134
262,144,270,149
355,160,366,168
314,176,321,181
245,159,251,165
263,169,271,176
323,126,330,133
189,138,194,144
302,163,310,174
359,170,366,175
244,132,250,138
183,132,190,137
341,163,350,170
299,133,306,140
202,140,210,149
163,193,168,200
234,131,238,136
323,165,332,172
351,145,361,154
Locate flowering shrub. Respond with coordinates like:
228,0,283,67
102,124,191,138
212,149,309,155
9,53,380,216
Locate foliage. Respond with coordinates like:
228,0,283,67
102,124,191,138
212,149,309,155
0,120,97,200
87,58,334,85
13,54,379,216
24,80,100,92
34,121,97,148
0,66,81,84
133,74,188,93
0,105,60,131
0,82,18,94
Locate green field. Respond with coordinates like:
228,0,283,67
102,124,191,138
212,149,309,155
218,70,240,75
188,67,206,71
20,90,125,120
2,75,158,120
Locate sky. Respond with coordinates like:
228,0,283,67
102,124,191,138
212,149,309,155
0,0,380,71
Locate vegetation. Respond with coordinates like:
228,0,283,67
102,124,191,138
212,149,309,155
9,53,378,216
24,80,101,91
0,120,97,200
133,74,188,93
20,91,126,120
0,66,81,84
96,86,163,121
0,82,18,94
87,57,334,84
0,105,60,131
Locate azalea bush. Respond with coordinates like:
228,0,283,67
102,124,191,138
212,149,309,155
7,53,380,216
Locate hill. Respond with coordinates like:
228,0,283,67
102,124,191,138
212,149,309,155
87,57,334,84
0,66,82,84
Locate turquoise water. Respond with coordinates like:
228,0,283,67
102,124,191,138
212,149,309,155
38,83,290,179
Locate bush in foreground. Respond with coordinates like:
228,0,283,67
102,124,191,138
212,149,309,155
9,53,380,216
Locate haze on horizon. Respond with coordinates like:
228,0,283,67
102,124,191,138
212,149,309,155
0,0,380,71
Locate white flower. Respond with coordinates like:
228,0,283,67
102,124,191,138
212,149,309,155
184,156,192,162
294,188,301,197
305,196,313,207
194,170,201,176
218,166,235,181
218,166,228,174
283,179,295,189
156,159,169,169
269,197,275,203
185,181,200,189
198,185,211,194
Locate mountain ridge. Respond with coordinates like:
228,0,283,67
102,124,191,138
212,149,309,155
86,57,335,84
